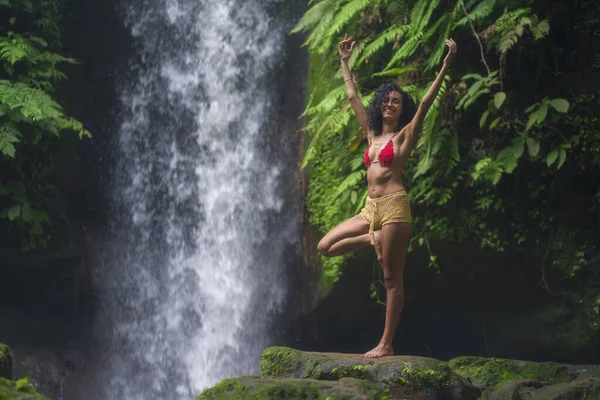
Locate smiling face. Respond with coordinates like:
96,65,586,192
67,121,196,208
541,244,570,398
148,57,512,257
381,90,403,122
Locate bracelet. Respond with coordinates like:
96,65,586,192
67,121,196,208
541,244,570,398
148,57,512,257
344,78,353,83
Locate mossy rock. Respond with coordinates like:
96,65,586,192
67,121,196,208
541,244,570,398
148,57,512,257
0,344,11,380
0,378,50,400
484,379,545,400
260,346,480,400
529,378,600,399
484,378,600,400
448,356,573,389
196,376,388,400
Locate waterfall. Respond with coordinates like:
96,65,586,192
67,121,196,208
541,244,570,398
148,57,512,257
86,0,303,398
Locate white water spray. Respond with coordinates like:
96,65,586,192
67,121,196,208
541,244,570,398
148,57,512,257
92,0,299,398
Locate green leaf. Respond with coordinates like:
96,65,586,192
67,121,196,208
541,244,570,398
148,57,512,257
0,123,21,157
526,112,538,131
546,149,558,167
357,25,410,67
525,102,539,113
9,17,16,24
489,117,501,130
533,20,550,39
291,0,339,34
21,202,33,222
536,104,548,124
549,98,569,113
494,92,506,109
350,190,357,204
513,137,525,158
557,148,567,169
526,138,540,157
8,204,20,220
461,73,483,81
479,110,490,129
333,170,366,198
372,66,418,78
468,79,484,97
326,0,371,38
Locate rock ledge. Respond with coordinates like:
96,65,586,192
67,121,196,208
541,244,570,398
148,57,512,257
197,347,600,400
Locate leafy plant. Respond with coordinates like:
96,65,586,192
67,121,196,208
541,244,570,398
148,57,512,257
0,0,91,250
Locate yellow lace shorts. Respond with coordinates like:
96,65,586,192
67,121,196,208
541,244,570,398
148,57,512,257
360,191,412,245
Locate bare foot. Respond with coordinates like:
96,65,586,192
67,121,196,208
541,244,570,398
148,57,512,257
361,342,393,358
373,230,383,266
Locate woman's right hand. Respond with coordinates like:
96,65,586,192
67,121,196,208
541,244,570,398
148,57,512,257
338,33,355,61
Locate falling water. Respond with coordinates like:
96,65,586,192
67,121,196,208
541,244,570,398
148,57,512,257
86,0,303,398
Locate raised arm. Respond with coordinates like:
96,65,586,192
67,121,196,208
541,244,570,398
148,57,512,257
405,39,457,145
339,34,369,137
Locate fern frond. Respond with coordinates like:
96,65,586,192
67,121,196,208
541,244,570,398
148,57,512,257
411,0,440,33
354,189,368,214
349,151,366,170
333,170,366,198
291,0,338,34
372,65,418,78
326,0,371,38
409,0,430,32
413,104,440,178
384,31,423,70
455,0,497,27
0,35,34,65
0,123,21,158
497,18,527,54
305,1,343,53
425,1,462,71
0,80,87,137
421,13,449,43
532,19,550,40
413,75,450,178
442,133,460,175
356,25,410,67
302,84,347,117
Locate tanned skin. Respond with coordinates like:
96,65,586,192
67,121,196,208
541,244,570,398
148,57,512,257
317,34,457,358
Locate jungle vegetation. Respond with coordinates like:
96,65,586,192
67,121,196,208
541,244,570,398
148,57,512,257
292,0,600,334
0,0,89,251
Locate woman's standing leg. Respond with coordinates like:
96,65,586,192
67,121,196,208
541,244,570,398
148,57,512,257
317,215,371,257
362,222,410,358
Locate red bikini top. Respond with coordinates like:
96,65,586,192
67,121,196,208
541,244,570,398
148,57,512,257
364,139,395,168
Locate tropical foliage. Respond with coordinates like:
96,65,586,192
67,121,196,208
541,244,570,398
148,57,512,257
0,0,90,250
293,0,600,331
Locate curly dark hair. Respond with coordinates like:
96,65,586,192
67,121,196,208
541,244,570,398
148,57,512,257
367,82,417,136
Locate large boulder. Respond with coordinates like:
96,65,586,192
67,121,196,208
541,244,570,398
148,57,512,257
449,356,600,400
196,376,387,400
0,344,11,379
259,346,480,400
197,347,600,400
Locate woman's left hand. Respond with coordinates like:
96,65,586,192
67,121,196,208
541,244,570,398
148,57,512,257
443,38,457,65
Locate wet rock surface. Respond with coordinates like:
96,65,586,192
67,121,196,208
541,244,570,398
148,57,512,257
198,347,600,400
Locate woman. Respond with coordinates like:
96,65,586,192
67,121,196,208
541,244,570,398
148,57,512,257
317,34,456,358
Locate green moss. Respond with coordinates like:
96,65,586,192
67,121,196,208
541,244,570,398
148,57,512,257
0,378,49,400
260,347,373,381
402,363,451,388
0,344,11,380
260,347,304,377
260,347,480,399
449,356,572,389
196,376,388,400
